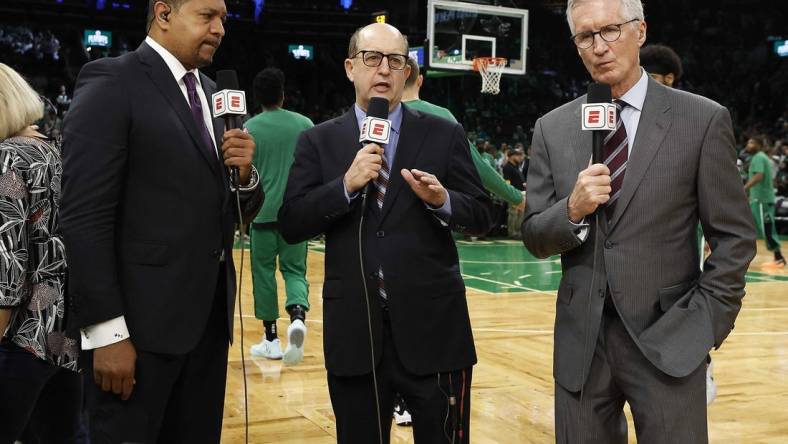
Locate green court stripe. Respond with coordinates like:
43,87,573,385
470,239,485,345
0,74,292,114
460,259,559,265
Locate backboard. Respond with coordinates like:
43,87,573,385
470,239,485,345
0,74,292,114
427,0,529,76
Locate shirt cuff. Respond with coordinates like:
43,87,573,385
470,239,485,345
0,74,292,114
81,316,131,350
570,217,590,242
343,182,359,203
426,190,452,227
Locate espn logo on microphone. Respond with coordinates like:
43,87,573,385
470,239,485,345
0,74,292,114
211,89,247,117
581,103,617,131
359,116,391,145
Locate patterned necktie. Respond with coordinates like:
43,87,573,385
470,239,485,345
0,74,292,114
604,99,629,219
374,156,390,210
374,155,390,303
182,72,220,165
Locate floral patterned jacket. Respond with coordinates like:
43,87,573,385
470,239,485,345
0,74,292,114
0,136,77,371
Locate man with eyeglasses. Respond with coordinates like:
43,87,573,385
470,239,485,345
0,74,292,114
522,0,756,442
279,22,491,443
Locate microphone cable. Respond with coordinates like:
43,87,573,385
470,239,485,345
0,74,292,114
358,186,385,444
577,83,612,443
233,183,250,444
577,210,601,444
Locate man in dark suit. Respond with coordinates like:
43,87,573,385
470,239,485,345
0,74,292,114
279,23,492,444
60,0,263,442
522,1,755,443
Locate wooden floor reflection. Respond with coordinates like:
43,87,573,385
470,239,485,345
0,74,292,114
222,240,788,443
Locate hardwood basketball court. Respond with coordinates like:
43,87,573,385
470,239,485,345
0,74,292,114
220,238,788,443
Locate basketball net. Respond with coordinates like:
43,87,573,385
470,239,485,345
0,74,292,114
472,57,507,95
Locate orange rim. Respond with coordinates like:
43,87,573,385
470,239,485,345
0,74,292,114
472,57,507,72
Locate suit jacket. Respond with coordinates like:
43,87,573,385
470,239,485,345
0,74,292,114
522,77,756,392
60,42,264,354
279,105,492,377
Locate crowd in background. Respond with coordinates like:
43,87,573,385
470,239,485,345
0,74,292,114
3,1,786,236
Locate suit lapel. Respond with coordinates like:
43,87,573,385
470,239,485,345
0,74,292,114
378,106,428,225
136,42,222,180
608,78,672,231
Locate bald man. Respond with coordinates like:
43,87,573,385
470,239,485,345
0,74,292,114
279,23,491,443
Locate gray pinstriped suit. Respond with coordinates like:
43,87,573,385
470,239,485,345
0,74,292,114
523,76,756,443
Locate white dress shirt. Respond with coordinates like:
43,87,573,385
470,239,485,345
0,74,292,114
81,37,221,350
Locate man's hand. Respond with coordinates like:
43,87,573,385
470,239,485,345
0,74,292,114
93,338,137,401
344,145,384,194
567,163,611,223
222,128,255,185
515,191,526,212
401,169,447,208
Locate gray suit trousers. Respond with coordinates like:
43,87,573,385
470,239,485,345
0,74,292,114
555,303,708,444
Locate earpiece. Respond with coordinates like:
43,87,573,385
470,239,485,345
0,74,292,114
159,5,171,22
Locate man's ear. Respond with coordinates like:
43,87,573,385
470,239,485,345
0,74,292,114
344,58,355,82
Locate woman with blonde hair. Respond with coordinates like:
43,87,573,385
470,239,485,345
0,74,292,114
0,63,81,442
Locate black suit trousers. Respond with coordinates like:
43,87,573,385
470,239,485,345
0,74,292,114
327,312,472,444
82,268,230,444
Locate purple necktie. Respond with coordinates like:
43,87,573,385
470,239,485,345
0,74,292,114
182,72,220,166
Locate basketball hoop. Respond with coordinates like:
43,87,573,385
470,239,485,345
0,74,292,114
472,57,507,95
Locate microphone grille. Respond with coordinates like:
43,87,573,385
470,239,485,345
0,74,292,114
367,97,390,119
216,70,239,91
587,82,612,103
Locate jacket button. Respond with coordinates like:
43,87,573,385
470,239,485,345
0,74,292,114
376,230,385,238
604,241,613,249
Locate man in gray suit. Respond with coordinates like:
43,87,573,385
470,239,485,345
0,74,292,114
522,1,756,443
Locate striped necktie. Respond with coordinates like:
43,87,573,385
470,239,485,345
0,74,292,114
374,156,390,303
604,99,629,219
374,156,390,209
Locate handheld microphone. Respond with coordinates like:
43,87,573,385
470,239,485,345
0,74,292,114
212,69,248,188
359,96,391,203
582,83,615,164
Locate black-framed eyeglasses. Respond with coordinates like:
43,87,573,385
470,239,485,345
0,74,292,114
352,50,408,70
570,18,640,49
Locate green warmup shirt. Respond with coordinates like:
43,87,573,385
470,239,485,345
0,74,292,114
403,99,522,205
245,108,314,224
748,151,775,204
481,152,497,171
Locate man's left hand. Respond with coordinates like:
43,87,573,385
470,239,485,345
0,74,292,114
222,128,255,185
401,169,446,207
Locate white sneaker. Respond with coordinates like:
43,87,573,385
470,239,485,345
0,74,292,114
250,338,283,360
283,319,307,366
706,359,717,405
393,401,412,426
